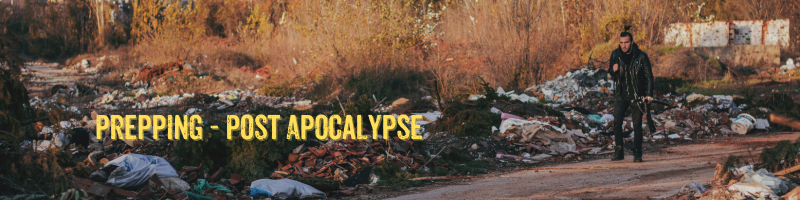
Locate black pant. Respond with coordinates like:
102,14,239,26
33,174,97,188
613,96,644,152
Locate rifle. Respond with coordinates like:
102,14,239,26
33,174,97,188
631,97,670,134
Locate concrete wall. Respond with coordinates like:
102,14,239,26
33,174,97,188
664,19,790,48
693,45,781,67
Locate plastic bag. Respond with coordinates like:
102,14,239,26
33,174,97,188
159,177,190,191
741,168,788,195
194,179,230,193
250,179,326,199
105,154,178,188
677,181,707,198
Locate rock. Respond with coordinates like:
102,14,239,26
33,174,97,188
471,143,479,150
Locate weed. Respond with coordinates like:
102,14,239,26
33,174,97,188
657,44,683,54
759,92,800,131
435,101,500,137
373,160,421,189
759,140,800,172
344,68,426,102
172,121,230,170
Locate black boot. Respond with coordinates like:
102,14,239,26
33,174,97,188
633,147,643,162
611,146,624,161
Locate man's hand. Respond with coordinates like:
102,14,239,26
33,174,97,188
644,96,654,104
613,64,619,72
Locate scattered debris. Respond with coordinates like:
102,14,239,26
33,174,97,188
250,178,326,199
677,181,708,198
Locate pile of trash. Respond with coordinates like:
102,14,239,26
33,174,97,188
67,153,257,199
276,137,426,185
779,58,799,75
673,164,798,200
524,68,612,104
85,86,314,112
29,96,82,113
450,67,782,165
466,69,610,112
64,56,119,74
132,61,197,82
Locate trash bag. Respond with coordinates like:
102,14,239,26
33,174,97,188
741,168,788,195
250,179,326,199
105,154,179,188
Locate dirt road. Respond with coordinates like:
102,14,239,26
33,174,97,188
22,64,94,97
387,132,800,200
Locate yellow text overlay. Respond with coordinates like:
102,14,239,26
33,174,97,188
95,115,424,141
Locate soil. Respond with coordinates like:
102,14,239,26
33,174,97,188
341,132,800,200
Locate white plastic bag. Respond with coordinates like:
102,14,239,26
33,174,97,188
250,179,326,199
105,154,178,188
742,168,788,195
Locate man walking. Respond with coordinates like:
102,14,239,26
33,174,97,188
608,31,654,162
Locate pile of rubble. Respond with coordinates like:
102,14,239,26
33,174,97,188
64,56,118,74
277,138,425,183
11,58,795,200
524,68,612,105
449,67,779,165
673,164,800,200
83,85,314,112
132,61,197,82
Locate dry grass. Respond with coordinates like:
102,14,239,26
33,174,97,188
2,0,799,99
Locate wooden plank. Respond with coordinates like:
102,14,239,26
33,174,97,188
775,164,800,176
770,113,800,130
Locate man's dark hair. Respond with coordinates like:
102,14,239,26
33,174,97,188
620,32,634,41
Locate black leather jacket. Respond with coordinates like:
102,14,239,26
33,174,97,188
607,43,654,99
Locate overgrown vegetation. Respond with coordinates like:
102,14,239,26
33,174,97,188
0,33,76,195
374,160,422,189
759,92,800,131
434,80,503,137
3,0,799,99
759,140,800,172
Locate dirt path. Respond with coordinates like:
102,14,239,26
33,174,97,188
387,132,800,200
22,64,94,97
